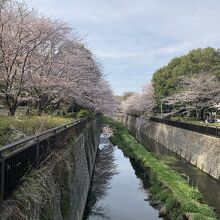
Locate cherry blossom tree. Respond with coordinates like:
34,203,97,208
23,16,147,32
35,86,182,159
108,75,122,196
0,0,116,116
121,83,154,117
0,1,69,114
27,22,72,114
81,79,117,116
165,73,220,119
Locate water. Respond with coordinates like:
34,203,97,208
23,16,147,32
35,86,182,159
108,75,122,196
138,134,220,218
84,131,220,219
84,133,161,220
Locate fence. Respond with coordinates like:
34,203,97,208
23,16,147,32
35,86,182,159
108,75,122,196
0,116,92,200
150,117,220,138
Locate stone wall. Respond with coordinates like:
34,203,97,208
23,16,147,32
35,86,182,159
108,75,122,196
117,114,220,180
69,117,102,220
0,116,102,220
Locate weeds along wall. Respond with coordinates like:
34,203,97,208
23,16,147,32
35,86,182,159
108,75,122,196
117,114,220,181
0,116,102,220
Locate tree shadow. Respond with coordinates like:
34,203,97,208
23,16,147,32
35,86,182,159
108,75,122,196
83,134,118,220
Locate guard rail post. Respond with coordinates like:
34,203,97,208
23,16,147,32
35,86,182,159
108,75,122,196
35,137,40,168
0,156,5,200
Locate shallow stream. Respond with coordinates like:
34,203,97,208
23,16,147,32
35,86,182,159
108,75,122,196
84,133,161,220
84,131,220,219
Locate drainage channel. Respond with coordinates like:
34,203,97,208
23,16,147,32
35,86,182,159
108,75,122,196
83,133,162,220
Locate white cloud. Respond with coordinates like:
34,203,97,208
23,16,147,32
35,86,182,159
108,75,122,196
27,0,220,95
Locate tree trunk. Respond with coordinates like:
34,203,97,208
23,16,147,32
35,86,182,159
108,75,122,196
37,103,43,116
9,105,17,116
196,109,201,120
6,95,18,116
200,108,208,121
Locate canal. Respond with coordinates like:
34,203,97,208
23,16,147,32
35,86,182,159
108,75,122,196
139,134,220,218
83,133,162,220
84,129,220,219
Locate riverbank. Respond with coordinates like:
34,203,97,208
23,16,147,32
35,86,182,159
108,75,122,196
0,116,102,220
104,117,217,220
84,133,160,220
0,115,73,146
0,109,92,147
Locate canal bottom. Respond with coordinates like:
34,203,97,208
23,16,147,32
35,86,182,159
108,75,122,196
83,133,162,220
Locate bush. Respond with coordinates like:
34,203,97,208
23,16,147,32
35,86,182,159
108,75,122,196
76,109,90,118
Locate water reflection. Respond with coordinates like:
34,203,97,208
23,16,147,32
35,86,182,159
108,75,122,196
84,133,160,220
83,134,118,219
84,129,220,220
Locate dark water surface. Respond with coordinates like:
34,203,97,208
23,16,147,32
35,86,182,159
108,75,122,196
84,133,161,220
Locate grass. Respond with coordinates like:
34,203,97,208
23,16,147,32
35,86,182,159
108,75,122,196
171,116,220,128
0,115,73,146
207,123,220,127
104,117,217,220
5,138,75,219
11,170,52,220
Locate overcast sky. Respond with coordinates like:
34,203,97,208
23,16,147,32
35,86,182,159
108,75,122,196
28,0,220,95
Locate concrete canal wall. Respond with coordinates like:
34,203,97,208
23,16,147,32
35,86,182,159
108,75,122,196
0,116,102,220
117,114,220,180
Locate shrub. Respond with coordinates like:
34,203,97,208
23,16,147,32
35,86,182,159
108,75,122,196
76,109,90,118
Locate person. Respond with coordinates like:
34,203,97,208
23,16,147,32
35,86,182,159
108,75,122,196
208,118,214,123
206,117,214,123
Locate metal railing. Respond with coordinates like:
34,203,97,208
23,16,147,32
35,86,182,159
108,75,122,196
0,116,90,200
150,117,220,138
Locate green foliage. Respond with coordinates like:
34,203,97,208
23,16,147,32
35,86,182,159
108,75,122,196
150,183,170,202
76,109,90,118
171,116,220,127
192,213,211,220
104,117,217,220
13,171,53,220
152,47,220,103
